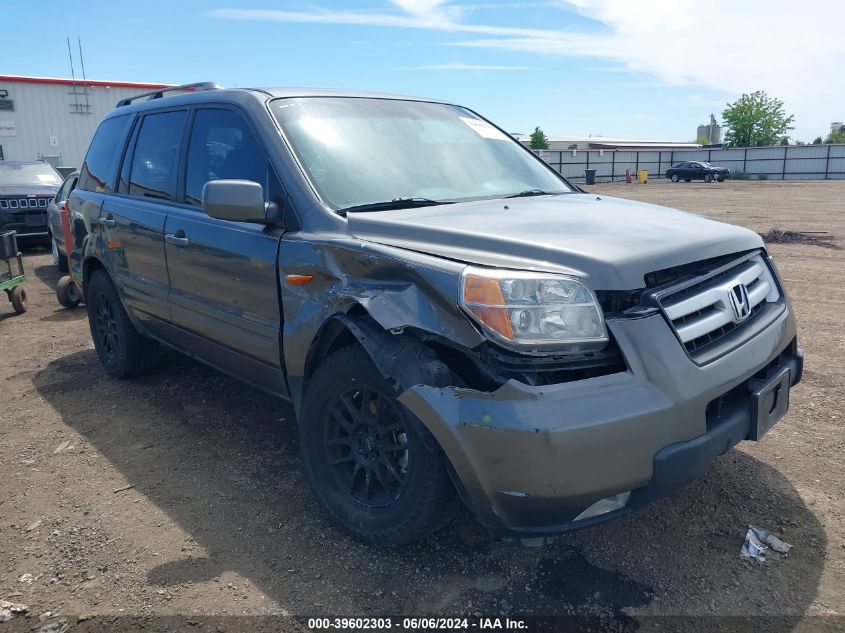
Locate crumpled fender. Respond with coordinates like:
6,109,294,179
279,235,485,411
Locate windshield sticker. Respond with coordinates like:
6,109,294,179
37,174,59,183
459,117,509,141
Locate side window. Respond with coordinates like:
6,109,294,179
54,177,73,203
185,109,268,206
128,111,187,201
78,115,132,193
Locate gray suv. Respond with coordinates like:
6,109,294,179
69,83,802,545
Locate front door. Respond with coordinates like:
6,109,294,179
163,107,286,394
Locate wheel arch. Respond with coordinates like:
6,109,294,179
299,309,454,414
82,254,107,288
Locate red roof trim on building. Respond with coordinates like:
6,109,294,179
0,75,172,90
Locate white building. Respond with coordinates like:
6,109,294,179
516,134,701,151
0,75,170,170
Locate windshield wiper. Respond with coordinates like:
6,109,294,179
338,197,450,215
503,189,561,199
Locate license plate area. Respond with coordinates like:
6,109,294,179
748,366,791,441
25,213,45,227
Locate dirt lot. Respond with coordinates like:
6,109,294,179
1,180,843,631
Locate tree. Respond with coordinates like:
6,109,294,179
826,126,845,144
695,136,711,145
529,126,549,150
779,137,790,145
812,136,823,144
722,91,795,147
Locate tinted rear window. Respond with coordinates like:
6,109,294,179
79,115,132,193
128,110,187,201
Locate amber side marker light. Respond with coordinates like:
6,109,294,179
286,274,313,286
462,274,514,340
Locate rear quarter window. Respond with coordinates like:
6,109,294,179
78,115,132,193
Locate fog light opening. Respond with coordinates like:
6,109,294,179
573,491,631,522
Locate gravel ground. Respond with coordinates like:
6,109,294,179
1,180,843,632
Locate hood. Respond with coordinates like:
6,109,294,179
0,184,60,197
347,193,763,290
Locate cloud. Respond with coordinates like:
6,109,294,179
209,0,845,139
405,62,531,70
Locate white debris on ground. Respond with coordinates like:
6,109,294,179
0,599,29,622
740,527,793,562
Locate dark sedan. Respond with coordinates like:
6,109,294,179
666,161,729,183
0,161,63,242
46,171,79,271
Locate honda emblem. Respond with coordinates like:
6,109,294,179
728,283,751,322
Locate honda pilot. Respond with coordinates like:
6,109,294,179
68,83,802,545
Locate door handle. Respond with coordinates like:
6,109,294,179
100,217,116,228
165,230,190,247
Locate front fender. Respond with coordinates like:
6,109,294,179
278,233,484,412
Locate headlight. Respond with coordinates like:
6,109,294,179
460,266,608,351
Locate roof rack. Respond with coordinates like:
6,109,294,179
116,82,223,107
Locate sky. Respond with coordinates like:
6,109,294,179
5,0,844,142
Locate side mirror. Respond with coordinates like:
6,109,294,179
202,179,266,223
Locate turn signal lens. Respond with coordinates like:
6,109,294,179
459,267,608,351
463,275,513,340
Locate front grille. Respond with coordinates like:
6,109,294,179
0,196,51,210
0,196,50,235
655,252,782,361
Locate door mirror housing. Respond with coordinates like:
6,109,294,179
202,179,267,223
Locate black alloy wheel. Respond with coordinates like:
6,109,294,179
94,292,119,364
324,386,411,508
85,270,159,378
300,346,456,545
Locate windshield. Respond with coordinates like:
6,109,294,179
270,97,571,210
0,163,62,186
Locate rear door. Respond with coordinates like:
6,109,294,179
100,109,188,333
688,162,704,179
163,106,286,394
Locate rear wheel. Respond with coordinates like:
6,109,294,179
85,270,159,378
671,174,680,182
51,235,69,272
10,286,27,314
300,346,455,546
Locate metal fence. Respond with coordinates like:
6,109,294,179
534,144,845,183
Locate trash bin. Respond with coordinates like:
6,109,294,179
584,168,597,185
637,169,648,184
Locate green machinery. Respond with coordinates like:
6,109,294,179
1,231,27,314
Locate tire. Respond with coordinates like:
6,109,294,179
671,174,679,182
51,235,69,272
56,276,81,308
704,174,713,183
85,270,159,378
10,286,27,314
299,346,455,546
717,176,725,182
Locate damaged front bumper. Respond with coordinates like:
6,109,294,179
398,309,801,538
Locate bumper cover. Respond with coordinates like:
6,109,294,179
399,306,800,538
